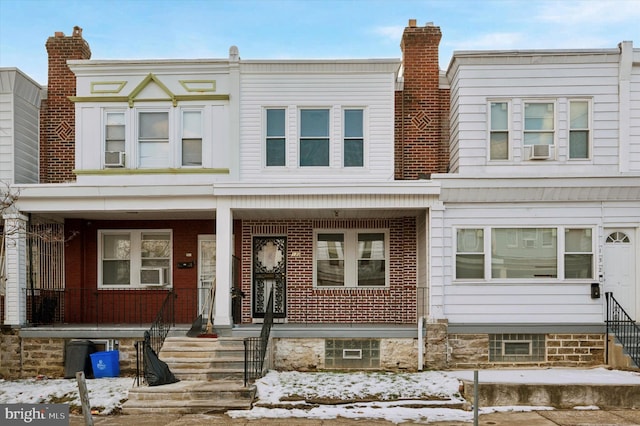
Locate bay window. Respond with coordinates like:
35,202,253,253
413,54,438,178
454,227,593,281
315,230,388,288
99,230,172,288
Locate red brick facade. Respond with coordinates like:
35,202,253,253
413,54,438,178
40,26,91,183
395,21,450,179
240,218,417,324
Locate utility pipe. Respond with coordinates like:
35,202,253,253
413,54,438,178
418,316,425,371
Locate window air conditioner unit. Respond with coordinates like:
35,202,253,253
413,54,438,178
105,151,125,167
527,144,551,160
140,268,165,286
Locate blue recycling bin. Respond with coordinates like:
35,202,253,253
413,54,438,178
89,350,120,378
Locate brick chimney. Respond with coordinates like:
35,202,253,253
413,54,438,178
40,26,91,183
395,20,449,179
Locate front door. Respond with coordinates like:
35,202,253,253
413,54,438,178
603,229,637,318
198,235,216,316
252,236,286,318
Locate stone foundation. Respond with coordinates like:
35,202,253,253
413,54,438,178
0,329,139,379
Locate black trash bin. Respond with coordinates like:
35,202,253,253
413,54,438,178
64,340,96,379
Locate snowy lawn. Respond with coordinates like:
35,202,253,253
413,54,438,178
2,368,639,424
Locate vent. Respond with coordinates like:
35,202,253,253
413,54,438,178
105,151,125,167
527,144,551,160
140,268,165,286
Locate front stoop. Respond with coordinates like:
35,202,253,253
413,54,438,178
123,380,256,414
123,337,255,414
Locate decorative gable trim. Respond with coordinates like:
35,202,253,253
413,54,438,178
90,81,127,94
70,73,229,106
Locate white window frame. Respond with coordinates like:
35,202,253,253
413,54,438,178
180,108,203,167
453,226,595,282
98,229,173,289
523,100,556,149
568,99,591,160
264,107,287,168
299,108,331,167
313,229,390,288
343,107,366,167
488,101,510,161
103,110,127,167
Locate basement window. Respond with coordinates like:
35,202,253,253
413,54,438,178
490,334,545,362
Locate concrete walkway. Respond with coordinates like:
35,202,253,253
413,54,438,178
71,409,640,425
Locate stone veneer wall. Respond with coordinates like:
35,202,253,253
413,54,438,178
0,332,138,379
446,333,605,369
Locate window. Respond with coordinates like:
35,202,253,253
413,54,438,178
524,102,554,146
138,111,169,168
266,109,286,166
182,110,202,166
564,228,593,278
315,230,388,287
300,109,330,166
456,229,484,279
569,100,590,159
105,112,125,153
344,109,364,167
455,227,593,281
489,102,508,160
99,230,172,288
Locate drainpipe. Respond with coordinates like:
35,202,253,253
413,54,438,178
418,316,426,370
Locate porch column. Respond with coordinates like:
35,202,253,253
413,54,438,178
3,213,28,326
214,201,233,328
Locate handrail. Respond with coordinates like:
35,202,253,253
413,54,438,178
244,286,274,386
134,290,176,386
605,292,640,368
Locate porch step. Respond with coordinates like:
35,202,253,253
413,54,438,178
158,336,247,381
122,380,256,414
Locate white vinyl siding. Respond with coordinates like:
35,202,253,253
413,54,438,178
447,53,623,175
239,66,396,182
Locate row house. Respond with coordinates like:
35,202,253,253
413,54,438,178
1,21,638,378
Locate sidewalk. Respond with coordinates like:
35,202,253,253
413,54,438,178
71,409,640,425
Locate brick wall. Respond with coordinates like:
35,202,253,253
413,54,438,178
240,218,417,324
40,26,91,183
395,20,450,179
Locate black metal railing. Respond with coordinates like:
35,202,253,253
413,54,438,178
244,287,274,386
24,287,198,326
605,292,640,367
134,290,177,386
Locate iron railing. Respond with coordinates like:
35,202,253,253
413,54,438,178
24,287,199,326
134,290,177,386
605,292,640,367
244,287,274,386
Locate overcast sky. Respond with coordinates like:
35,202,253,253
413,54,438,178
1,0,639,86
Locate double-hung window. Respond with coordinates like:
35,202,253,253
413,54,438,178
138,111,170,168
300,109,330,166
489,102,509,160
344,109,364,167
104,111,126,167
99,230,172,288
181,110,202,166
454,227,593,281
315,230,388,287
524,102,554,146
266,108,286,166
569,100,590,159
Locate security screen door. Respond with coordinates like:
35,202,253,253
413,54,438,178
252,236,286,318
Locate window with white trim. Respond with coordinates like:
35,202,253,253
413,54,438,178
344,109,364,167
265,108,286,167
99,230,172,288
489,102,509,160
138,111,169,168
315,230,388,287
104,111,126,167
181,110,202,166
524,102,554,146
300,109,330,166
569,100,590,159
454,227,594,281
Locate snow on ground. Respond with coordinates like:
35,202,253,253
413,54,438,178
1,368,639,423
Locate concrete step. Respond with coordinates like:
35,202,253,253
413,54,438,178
161,357,245,370
123,380,256,414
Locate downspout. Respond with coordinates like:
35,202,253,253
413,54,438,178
418,316,426,370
